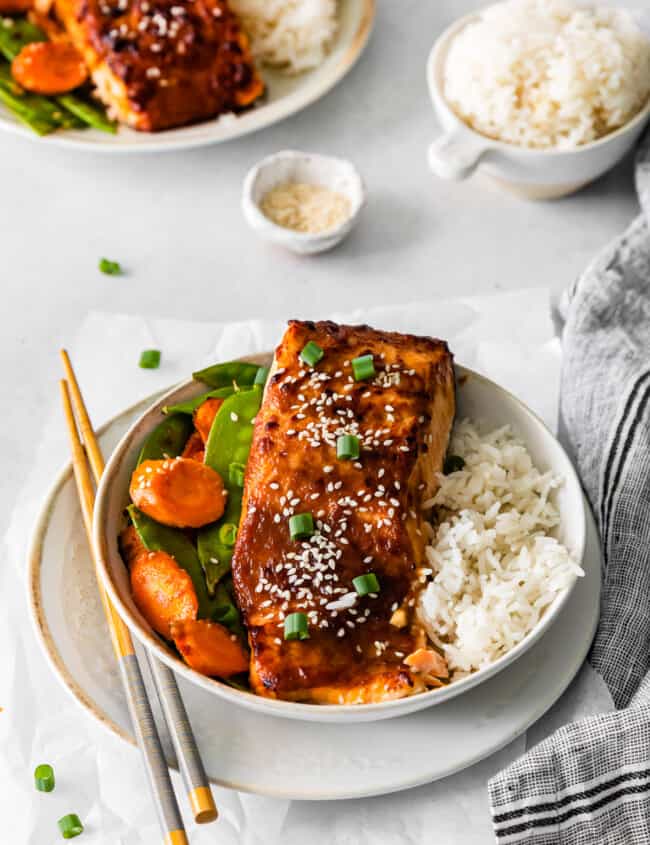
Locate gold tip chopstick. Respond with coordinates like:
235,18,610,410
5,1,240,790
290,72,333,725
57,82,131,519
59,350,218,826
60,379,189,844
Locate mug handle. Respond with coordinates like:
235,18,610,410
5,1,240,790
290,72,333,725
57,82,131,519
428,131,487,180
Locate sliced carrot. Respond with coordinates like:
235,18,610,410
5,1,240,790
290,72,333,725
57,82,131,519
12,41,87,95
130,551,198,640
130,457,226,528
0,0,33,12
181,430,205,463
171,619,248,678
119,524,147,567
193,398,224,444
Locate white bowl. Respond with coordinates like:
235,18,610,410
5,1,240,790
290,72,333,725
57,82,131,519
241,150,365,254
93,358,585,723
426,10,650,200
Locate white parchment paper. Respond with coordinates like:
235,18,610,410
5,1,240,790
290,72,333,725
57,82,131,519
1,290,613,844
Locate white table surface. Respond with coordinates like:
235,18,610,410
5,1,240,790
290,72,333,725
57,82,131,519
0,0,639,838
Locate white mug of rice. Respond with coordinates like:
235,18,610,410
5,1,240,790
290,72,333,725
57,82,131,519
426,0,650,199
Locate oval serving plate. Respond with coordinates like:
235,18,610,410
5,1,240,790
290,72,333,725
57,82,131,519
0,0,375,153
28,391,600,797
93,361,586,723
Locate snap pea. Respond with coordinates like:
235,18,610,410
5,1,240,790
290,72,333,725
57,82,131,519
222,676,250,692
204,386,262,473
137,413,193,465
0,85,56,135
128,505,215,619
199,539,233,594
192,361,261,389
0,18,114,134
57,93,117,134
163,385,234,416
0,64,83,128
197,386,262,591
0,18,46,62
212,577,244,637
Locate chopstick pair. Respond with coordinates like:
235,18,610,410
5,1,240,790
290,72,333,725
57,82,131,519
59,350,217,845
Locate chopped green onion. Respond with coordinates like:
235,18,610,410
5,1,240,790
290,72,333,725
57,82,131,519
351,354,375,381
139,349,161,370
443,455,465,474
284,612,309,641
289,512,314,541
218,523,237,547
228,461,246,487
254,366,270,386
336,434,360,461
58,814,84,839
300,341,324,367
34,763,55,793
352,573,380,596
98,257,122,275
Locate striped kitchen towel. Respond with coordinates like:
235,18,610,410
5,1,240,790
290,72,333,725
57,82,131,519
488,139,650,843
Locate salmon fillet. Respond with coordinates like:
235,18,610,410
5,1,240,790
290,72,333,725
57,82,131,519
232,321,455,704
53,0,264,131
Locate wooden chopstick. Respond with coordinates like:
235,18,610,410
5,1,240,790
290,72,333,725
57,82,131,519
60,379,189,845
60,350,218,826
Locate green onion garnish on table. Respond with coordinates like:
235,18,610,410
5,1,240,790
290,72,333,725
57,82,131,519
58,813,84,839
300,341,324,367
351,354,375,381
34,763,55,792
289,512,314,540
337,433,360,460
353,573,380,596
139,349,161,369
98,257,122,275
284,612,309,641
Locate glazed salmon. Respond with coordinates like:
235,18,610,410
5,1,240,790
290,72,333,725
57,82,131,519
53,0,264,131
231,321,455,704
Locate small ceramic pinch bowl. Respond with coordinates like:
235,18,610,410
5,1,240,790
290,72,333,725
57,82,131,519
426,10,650,200
242,149,365,254
93,358,585,724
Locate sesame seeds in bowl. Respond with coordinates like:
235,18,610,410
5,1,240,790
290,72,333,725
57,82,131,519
242,150,366,254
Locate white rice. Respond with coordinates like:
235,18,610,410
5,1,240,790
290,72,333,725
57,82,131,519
443,0,650,149
418,420,584,677
230,0,338,75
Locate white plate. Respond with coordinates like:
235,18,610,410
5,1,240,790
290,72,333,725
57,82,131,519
1,0,374,153
28,395,600,799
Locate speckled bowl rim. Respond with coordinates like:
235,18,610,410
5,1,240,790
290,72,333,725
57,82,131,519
27,393,162,749
90,356,586,723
